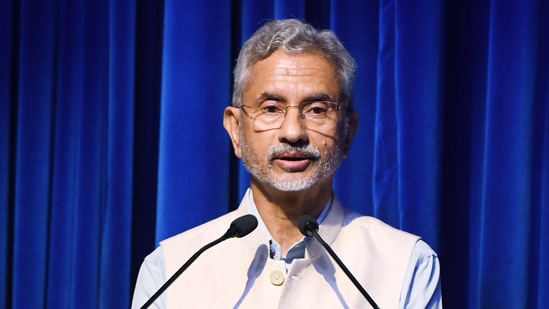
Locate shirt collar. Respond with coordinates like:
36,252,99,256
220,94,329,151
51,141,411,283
247,190,333,262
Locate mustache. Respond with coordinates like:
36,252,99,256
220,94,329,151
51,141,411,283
266,143,321,161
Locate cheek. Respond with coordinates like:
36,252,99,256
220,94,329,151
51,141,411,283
315,135,345,158
313,135,337,150
241,131,273,158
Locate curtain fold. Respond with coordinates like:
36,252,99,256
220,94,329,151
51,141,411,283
374,0,443,245
99,0,135,307
471,1,546,307
2,0,137,307
155,0,234,242
13,0,57,307
1,0,548,308
0,1,12,306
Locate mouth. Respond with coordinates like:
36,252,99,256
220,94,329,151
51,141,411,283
271,151,317,172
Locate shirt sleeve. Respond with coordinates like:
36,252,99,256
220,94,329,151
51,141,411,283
399,240,442,308
131,246,167,309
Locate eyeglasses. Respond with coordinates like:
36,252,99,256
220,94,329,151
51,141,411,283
240,101,342,132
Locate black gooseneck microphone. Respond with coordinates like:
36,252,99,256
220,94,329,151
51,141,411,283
298,215,380,309
141,214,258,309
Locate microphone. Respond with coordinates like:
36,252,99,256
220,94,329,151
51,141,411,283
298,215,380,309
141,214,258,309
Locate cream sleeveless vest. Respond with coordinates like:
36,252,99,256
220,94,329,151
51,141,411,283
161,190,419,308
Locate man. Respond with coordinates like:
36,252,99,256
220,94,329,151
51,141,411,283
132,19,442,308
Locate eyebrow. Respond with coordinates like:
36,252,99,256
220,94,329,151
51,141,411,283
255,92,285,103
303,93,336,102
254,92,336,104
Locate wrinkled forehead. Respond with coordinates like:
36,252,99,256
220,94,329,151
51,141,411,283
244,51,341,102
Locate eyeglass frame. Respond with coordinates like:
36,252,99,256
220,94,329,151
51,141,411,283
239,100,345,132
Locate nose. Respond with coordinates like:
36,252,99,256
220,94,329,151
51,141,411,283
277,106,308,144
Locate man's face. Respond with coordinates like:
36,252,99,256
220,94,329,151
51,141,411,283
227,50,357,192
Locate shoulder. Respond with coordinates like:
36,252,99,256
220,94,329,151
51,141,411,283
338,207,421,245
160,190,255,249
160,210,241,249
324,200,422,262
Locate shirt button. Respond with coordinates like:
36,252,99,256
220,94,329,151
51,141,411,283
270,270,285,286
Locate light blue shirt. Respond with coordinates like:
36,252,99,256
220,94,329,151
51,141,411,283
249,192,332,270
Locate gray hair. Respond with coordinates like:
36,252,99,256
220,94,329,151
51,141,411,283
232,19,357,111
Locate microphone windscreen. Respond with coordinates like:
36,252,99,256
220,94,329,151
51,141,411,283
298,215,319,236
230,214,258,238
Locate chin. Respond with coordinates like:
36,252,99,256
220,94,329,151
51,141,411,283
244,159,338,193
263,173,324,192
271,182,313,192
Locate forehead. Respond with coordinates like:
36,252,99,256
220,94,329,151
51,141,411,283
244,50,340,100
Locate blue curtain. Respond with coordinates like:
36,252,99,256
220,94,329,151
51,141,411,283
1,0,547,308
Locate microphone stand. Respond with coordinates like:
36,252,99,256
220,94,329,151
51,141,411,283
311,230,380,309
140,214,257,309
140,235,227,309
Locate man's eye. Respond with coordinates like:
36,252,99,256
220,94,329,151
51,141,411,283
263,105,281,113
258,102,283,113
304,102,329,114
310,106,327,114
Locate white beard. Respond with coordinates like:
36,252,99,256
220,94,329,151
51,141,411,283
239,132,345,192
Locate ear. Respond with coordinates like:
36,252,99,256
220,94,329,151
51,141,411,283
342,110,359,157
223,106,243,158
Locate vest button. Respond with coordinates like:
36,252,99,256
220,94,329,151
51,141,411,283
270,270,285,286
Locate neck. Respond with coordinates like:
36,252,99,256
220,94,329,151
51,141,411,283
250,179,333,255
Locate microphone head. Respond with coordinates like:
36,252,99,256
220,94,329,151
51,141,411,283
228,214,258,238
298,215,319,237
